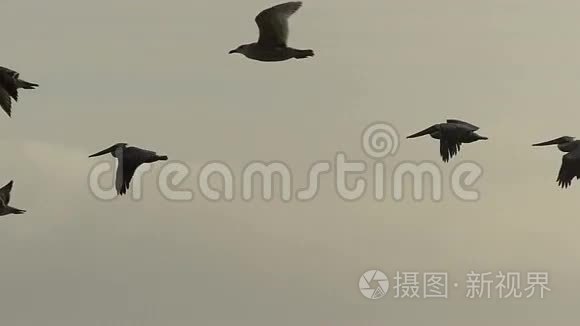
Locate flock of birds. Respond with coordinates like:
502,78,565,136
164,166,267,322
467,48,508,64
0,1,578,216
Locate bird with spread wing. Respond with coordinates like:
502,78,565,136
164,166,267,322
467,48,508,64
229,2,314,62
0,66,38,117
89,143,168,195
533,136,580,188
407,119,488,162
0,181,26,216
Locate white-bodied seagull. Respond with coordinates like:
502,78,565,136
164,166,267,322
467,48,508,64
89,143,168,195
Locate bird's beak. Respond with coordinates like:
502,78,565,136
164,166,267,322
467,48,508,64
88,145,117,158
228,49,237,54
407,126,436,139
532,139,562,146
479,136,489,140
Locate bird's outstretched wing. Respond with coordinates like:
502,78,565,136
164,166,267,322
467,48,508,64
0,67,19,101
447,119,479,131
0,180,13,206
115,156,141,196
557,150,580,188
115,146,163,195
255,1,302,47
0,87,13,117
439,135,462,162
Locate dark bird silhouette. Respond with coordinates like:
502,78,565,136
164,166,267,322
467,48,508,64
533,136,580,188
229,2,314,62
88,143,168,195
407,119,488,162
0,66,38,117
0,181,26,216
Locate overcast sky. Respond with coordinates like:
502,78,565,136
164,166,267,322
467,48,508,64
1,0,579,324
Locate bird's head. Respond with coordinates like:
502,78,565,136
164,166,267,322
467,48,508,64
89,143,128,158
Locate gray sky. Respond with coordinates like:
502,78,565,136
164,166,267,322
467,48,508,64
1,0,579,324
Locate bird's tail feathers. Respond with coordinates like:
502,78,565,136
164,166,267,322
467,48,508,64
294,49,314,59
17,80,39,89
6,206,25,214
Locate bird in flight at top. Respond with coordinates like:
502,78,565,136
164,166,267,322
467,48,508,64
88,143,168,195
229,2,314,62
0,180,26,216
533,136,580,189
407,119,488,162
0,66,38,117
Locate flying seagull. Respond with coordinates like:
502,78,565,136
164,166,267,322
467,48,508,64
88,143,168,195
0,181,26,216
533,136,580,188
0,66,38,117
229,1,314,62
407,119,488,162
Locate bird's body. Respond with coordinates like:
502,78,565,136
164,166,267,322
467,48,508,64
0,66,38,117
533,136,580,188
407,119,488,162
232,43,313,62
89,143,168,195
229,2,314,62
0,181,26,216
